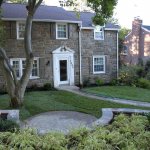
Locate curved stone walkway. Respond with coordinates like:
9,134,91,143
21,86,150,134
21,111,97,134
92,108,150,126
57,86,150,108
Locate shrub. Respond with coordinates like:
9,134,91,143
95,77,104,86
118,66,138,86
145,71,150,80
0,115,149,149
137,78,150,89
66,127,89,149
77,114,150,150
43,83,52,90
145,60,150,72
110,78,119,86
136,67,146,78
26,83,39,92
40,132,67,150
83,77,91,87
144,113,150,124
0,119,19,132
0,84,7,95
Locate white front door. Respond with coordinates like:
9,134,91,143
53,46,75,87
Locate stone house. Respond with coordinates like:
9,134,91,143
0,3,119,88
122,17,150,65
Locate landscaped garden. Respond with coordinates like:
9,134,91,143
0,90,149,120
0,114,149,149
82,86,150,102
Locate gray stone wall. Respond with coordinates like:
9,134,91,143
81,29,117,84
0,21,118,88
0,21,79,88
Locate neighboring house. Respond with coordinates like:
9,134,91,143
122,17,150,65
0,3,119,89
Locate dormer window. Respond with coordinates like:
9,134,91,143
17,22,25,40
56,23,68,39
94,25,104,40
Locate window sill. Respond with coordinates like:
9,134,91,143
56,37,68,40
93,72,105,74
17,38,24,40
94,38,104,41
30,77,40,80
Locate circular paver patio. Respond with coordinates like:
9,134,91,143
22,111,97,134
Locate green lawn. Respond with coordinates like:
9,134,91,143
82,86,150,102
0,90,149,120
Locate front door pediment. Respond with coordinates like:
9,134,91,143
52,46,75,54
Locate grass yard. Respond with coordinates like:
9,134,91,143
0,90,149,120
82,86,150,102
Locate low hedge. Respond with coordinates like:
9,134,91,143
0,114,149,149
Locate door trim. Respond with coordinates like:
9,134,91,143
52,46,75,87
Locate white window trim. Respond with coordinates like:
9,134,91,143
56,23,68,39
10,58,40,79
30,58,40,79
94,26,104,40
16,21,25,40
93,55,106,74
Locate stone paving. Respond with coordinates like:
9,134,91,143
21,86,150,134
21,111,97,134
58,86,150,108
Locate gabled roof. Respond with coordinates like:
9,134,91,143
1,3,81,23
69,11,120,30
1,3,119,30
142,25,150,31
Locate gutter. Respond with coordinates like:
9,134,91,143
2,18,82,24
78,23,83,87
117,31,119,79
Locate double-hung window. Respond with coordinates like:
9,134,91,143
12,59,20,78
56,23,68,39
17,22,25,39
94,25,104,40
10,58,39,79
32,59,39,77
93,56,105,74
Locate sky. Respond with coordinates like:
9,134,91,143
44,0,150,29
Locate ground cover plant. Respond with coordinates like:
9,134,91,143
83,86,150,102
0,91,149,120
0,114,149,149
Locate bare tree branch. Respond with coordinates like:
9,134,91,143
20,0,37,89
0,47,18,85
0,0,3,7
34,0,43,13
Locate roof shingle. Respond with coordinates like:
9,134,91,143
2,3,80,22
142,25,150,31
2,3,119,30
69,11,119,29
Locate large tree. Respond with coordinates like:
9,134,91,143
0,0,117,108
0,0,42,107
60,0,118,25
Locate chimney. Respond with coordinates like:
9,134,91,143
132,16,142,36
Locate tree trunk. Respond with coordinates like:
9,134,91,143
0,0,43,108
10,97,22,108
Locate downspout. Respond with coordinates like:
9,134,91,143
116,31,119,79
78,23,83,88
